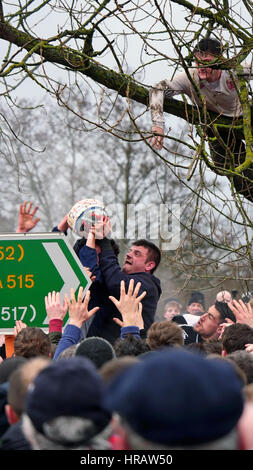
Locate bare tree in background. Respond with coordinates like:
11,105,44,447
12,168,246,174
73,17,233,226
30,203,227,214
0,0,252,291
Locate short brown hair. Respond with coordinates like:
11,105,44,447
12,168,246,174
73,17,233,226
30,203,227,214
132,240,161,273
8,357,50,416
14,327,52,359
147,321,184,350
222,323,253,354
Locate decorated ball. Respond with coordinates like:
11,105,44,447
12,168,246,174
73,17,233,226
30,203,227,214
67,198,111,239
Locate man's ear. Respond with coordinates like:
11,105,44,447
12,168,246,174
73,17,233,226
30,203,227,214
5,404,19,425
145,261,155,273
222,349,227,357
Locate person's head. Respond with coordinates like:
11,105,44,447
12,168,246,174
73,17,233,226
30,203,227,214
216,290,232,303
0,357,27,385
163,299,182,320
227,350,253,384
104,348,244,449
57,344,78,360
186,291,205,315
194,301,236,341
193,38,223,82
75,337,116,369
22,357,112,450
5,357,51,424
114,334,150,358
99,356,140,385
202,339,223,356
222,323,253,355
146,321,184,350
14,328,52,359
122,240,161,275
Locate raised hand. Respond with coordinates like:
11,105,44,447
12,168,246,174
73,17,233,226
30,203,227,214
13,320,27,337
65,286,99,328
228,299,253,328
109,279,146,329
149,125,164,150
45,291,68,321
16,201,40,233
57,213,70,232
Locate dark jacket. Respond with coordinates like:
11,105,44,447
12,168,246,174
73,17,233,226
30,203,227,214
87,248,162,345
0,418,31,450
173,315,203,345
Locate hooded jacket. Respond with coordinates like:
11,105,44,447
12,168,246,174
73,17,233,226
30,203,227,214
86,246,162,345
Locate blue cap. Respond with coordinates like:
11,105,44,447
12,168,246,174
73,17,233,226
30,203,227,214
26,357,111,440
104,348,244,445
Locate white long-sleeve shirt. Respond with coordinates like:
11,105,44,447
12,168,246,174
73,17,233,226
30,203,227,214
150,64,253,128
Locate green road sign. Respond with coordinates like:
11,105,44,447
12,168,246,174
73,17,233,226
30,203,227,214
0,233,91,333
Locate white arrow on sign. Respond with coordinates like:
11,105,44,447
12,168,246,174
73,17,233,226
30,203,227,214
42,242,80,325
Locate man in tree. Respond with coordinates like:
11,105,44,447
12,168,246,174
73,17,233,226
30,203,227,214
149,37,253,200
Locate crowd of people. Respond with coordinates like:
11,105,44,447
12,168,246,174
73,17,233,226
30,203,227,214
0,36,253,452
0,200,253,452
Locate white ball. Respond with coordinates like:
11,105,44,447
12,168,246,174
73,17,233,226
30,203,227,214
67,199,110,238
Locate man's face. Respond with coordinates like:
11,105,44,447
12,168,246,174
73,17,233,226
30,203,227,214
195,52,221,82
194,305,221,340
186,302,205,315
122,245,155,274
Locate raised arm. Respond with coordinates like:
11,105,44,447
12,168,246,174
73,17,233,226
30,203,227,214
53,287,99,359
16,201,40,233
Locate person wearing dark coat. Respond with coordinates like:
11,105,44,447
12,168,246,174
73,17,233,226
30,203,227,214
85,238,162,345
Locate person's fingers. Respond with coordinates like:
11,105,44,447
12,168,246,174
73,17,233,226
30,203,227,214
62,296,68,312
127,279,134,296
238,299,248,310
45,295,49,310
31,205,38,217
109,295,119,308
113,317,124,327
70,288,75,304
64,293,70,306
55,292,61,305
51,291,56,304
136,290,147,302
27,201,32,213
87,306,99,319
120,280,126,298
83,289,91,309
22,201,28,213
77,286,84,304
133,281,141,298
224,318,235,324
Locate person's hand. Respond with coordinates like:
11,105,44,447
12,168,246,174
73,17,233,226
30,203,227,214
13,320,27,337
89,217,112,240
65,286,99,328
16,201,40,233
217,320,234,340
83,266,96,283
45,291,68,321
109,279,146,329
228,299,253,328
57,213,70,232
245,344,253,353
149,125,164,150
